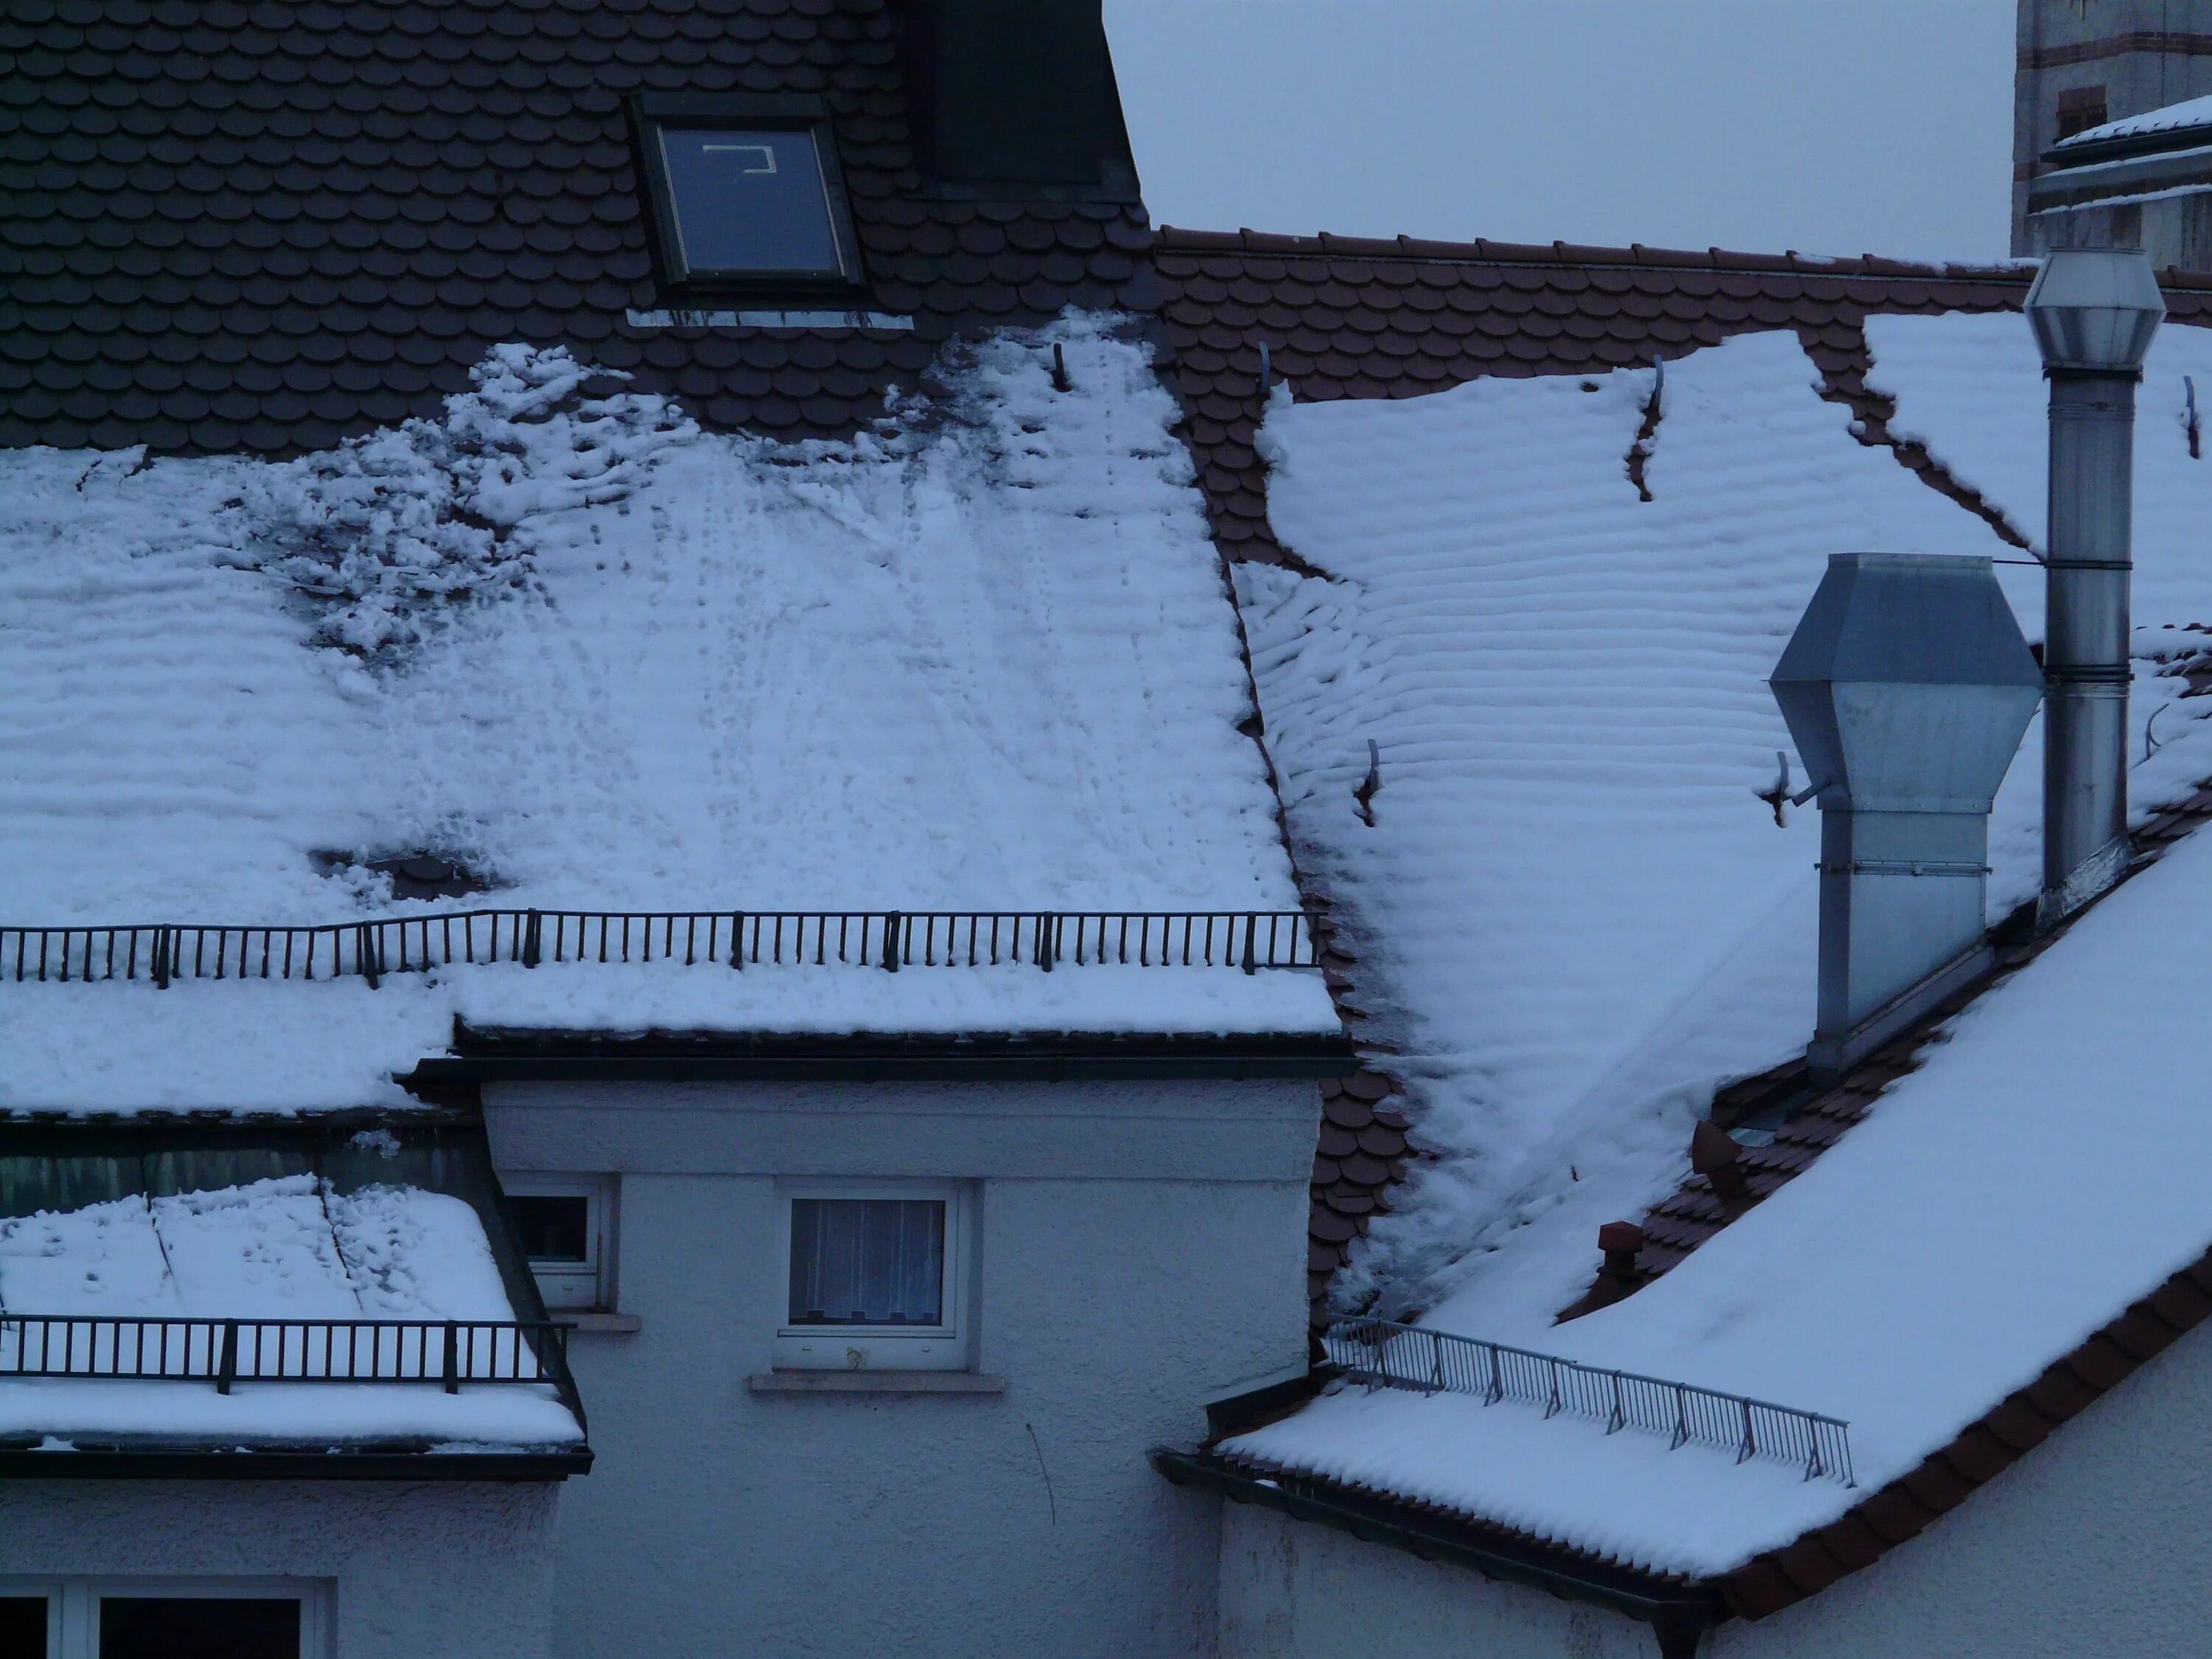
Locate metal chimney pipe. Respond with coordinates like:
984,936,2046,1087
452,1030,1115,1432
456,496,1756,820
1771,555,2042,1079
2026,248,2165,925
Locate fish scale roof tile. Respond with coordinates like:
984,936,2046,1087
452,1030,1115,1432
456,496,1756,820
0,0,1151,454
1155,225,2212,563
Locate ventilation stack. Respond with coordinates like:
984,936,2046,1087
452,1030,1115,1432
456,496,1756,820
2026,248,2166,925
1772,554,2044,1079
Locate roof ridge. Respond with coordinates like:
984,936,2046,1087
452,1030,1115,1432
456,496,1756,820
1151,226,2047,283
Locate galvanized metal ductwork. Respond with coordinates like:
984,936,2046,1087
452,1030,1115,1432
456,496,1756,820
2026,248,2165,924
1772,554,2043,1078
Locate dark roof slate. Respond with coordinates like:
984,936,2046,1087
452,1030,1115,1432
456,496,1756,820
0,0,1155,455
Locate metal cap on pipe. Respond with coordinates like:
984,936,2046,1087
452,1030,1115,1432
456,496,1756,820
1771,554,2044,815
2025,248,2165,372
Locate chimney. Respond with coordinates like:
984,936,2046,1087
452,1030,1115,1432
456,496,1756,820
1772,554,2043,1079
900,0,1125,188
2026,248,2165,925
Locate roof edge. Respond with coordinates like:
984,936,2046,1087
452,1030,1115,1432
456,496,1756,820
408,1024,1358,1084
0,1445,592,1482
1151,227,2053,284
1721,1242,2212,1618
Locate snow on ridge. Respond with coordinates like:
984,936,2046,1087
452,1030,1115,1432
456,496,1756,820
0,315,1323,1094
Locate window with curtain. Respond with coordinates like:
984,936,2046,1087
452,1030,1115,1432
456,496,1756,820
787,1198,946,1326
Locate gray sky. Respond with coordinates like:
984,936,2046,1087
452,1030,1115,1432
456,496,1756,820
1105,0,2017,264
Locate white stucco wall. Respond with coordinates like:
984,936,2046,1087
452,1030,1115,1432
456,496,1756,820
1720,1310,2212,1659
484,1075,1318,1659
0,1479,560,1657
1214,1312,2212,1658
1220,1499,1658,1659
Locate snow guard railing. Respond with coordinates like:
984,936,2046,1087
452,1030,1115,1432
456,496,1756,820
1324,1316,1854,1486
0,1315,573,1397
0,909,1321,987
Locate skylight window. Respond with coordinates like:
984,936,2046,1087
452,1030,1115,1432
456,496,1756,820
634,96,861,290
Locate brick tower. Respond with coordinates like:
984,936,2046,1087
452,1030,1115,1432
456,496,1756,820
2014,1,2212,265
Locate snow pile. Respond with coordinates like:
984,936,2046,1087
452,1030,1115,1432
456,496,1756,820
239,344,695,656
1230,822,2212,1573
0,1175,577,1447
0,315,1321,1104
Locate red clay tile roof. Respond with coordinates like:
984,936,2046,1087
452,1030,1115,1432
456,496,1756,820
1166,226,2212,1335
1157,227,2212,567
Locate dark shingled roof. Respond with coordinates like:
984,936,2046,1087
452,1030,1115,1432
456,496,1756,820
0,0,1155,456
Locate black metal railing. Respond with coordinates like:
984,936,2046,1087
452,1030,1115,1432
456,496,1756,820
1323,1316,1854,1486
0,908,1321,987
0,1315,571,1397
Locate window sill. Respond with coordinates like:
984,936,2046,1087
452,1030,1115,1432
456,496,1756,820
557,1312,642,1335
746,1371,1006,1396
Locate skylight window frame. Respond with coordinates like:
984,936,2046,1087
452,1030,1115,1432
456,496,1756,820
630,93,866,296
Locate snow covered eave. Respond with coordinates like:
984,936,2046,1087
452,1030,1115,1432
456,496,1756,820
405,1020,1359,1085
0,1441,591,1482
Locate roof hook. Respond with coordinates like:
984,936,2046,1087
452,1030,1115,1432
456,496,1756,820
1354,738,1381,826
1050,342,1071,394
1256,340,1273,397
2187,374,2201,459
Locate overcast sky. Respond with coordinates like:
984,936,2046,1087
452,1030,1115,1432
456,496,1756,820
1105,0,2017,265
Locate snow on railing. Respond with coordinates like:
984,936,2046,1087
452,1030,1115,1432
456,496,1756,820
1324,1316,1855,1486
0,909,1322,987
0,1315,571,1396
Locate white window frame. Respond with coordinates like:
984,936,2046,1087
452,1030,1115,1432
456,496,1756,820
0,1576,331,1659
773,1180,971,1372
503,1174,617,1313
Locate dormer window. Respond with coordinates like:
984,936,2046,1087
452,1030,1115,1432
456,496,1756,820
634,95,862,290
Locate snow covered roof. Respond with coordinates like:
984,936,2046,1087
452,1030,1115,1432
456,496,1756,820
1203,302,2212,1601
0,317,1335,1110
0,0,1152,455
2048,92,2212,161
0,1118,585,1461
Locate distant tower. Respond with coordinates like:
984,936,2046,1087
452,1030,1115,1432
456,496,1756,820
2014,1,2212,269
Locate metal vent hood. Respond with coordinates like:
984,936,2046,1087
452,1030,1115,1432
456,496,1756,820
1772,554,2042,1077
